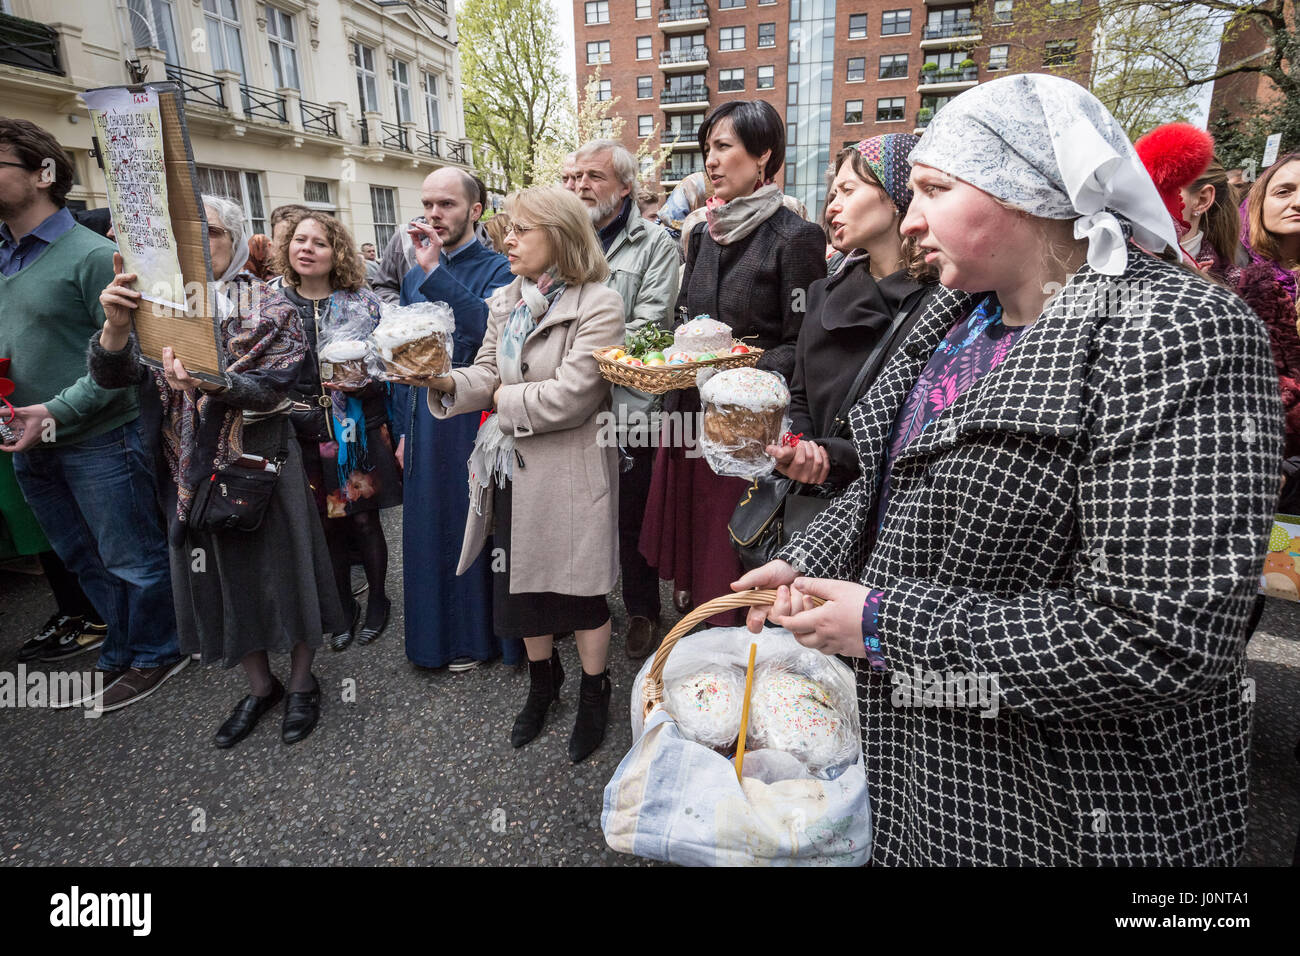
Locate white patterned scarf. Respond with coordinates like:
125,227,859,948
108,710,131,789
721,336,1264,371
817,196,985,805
909,73,1179,276
466,271,566,514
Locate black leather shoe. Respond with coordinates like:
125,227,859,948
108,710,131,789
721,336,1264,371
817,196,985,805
356,596,391,646
214,678,284,749
282,675,321,745
329,601,362,652
569,669,612,763
511,650,564,748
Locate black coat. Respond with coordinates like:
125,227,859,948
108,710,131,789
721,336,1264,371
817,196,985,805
676,205,826,384
788,257,929,488
779,246,1282,865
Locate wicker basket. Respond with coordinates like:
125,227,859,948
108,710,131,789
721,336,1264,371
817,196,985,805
594,342,763,395
641,589,825,718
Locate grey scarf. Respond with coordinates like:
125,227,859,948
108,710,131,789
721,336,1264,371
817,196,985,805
705,182,785,246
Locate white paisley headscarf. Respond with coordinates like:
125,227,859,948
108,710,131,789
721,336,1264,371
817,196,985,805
909,73,1179,276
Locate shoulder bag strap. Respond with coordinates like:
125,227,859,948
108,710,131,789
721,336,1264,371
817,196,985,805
828,284,934,439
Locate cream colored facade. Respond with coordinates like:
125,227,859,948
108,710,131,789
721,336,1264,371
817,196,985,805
0,0,474,247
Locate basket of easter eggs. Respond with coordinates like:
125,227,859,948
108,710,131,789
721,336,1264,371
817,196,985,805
594,316,762,394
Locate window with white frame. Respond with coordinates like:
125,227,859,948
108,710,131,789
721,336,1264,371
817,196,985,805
195,165,266,234
390,57,413,123
879,53,908,79
988,45,1009,70
637,75,652,98
881,9,910,35
584,0,609,24
636,0,651,18
876,97,905,122
719,0,744,8
637,36,652,59
719,27,745,51
993,0,1013,23
596,79,612,101
202,0,247,81
719,68,744,92
423,72,443,131
848,13,867,39
847,57,865,81
758,23,775,47
756,64,774,89
845,100,863,124
127,0,181,65
354,42,378,113
638,115,653,137
303,179,333,209
370,186,398,248
1044,38,1078,66
587,40,611,64
597,118,614,137
266,7,300,89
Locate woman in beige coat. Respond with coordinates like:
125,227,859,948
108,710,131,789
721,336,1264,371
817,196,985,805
427,185,625,762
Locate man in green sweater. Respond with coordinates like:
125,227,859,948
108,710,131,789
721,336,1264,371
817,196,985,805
0,118,185,710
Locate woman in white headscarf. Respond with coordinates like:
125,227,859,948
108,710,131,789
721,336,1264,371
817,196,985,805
735,74,1282,865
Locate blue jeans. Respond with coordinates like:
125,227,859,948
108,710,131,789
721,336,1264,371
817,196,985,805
12,421,179,669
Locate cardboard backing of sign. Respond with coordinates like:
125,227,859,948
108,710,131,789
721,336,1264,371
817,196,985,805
87,82,225,383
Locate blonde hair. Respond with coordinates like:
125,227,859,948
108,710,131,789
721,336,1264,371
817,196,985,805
505,186,610,285
483,213,511,254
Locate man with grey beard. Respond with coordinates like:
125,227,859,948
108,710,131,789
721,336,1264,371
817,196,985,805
571,139,680,659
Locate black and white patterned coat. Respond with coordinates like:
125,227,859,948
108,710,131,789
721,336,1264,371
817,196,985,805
779,246,1282,865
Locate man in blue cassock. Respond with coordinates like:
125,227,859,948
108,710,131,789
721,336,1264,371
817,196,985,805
387,168,520,670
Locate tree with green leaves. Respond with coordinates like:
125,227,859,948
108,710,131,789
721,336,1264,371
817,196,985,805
457,0,568,189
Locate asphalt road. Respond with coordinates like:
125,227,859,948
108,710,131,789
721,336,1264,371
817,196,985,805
1,510,1297,866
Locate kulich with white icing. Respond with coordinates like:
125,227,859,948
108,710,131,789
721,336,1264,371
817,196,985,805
673,316,733,357
319,339,370,362
699,367,789,411
746,670,854,774
700,367,789,465
665,669,745,750
319,338,372,388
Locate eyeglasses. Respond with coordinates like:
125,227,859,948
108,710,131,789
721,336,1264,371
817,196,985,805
505,223,534,237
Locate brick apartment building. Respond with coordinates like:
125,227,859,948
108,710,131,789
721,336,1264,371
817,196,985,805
1208,2,1291,144
573,0,1095,217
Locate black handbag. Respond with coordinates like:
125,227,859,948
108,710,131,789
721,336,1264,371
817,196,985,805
188,419,289,534
728,287,931,570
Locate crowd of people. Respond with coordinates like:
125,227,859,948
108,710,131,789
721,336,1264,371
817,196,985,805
2,69,1299,864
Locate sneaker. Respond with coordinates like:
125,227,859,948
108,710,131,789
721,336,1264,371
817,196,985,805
50,666,127,709
91,657,191,713
38,620,107,662
17,614,82,663
448,657,481,672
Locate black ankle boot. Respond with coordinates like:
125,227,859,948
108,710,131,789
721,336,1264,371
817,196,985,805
511,650,564,748
568,669,612,763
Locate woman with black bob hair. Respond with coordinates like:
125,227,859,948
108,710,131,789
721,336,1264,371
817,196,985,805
639,99,826,624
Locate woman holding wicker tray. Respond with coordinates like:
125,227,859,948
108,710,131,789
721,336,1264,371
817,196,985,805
638,100,826,626
424,186,626,763
733,75,1281,865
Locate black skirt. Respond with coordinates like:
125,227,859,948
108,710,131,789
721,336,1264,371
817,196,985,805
492,480,610,639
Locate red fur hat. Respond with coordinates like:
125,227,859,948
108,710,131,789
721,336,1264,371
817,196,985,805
1134,123,1216,231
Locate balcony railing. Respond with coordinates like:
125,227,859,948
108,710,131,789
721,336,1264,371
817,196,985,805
240,82,287,123
0,12,62,75
660,4,709,23
663,125,700,143
662,164,705,181
165,63,226,109
416,130,441,158
448,140,467,164
300,98,338,137
660,46,707,65
380,120,409,151
424,0,449,12
922,20,981,41
919,65,978,85
661,86,708,104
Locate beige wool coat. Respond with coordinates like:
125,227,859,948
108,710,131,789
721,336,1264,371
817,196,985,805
428,275,625,596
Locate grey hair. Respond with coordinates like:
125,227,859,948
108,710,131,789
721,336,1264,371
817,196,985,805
575,139,637,187
200,193,246,248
